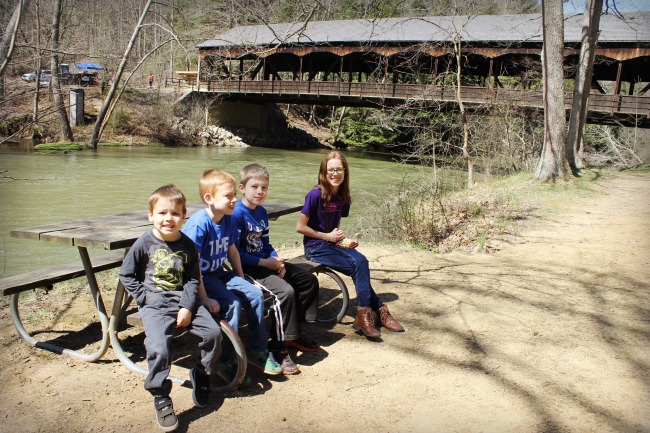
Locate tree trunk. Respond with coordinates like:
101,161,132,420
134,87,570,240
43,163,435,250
535,0,567,182
454,19,474,187
0,0,31,97
50,0,74,142
32,1,43,126
566,0,603,175
89,0,153,148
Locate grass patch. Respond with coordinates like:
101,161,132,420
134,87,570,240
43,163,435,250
34,142,86,153
98,141,129,147
370,168,611,253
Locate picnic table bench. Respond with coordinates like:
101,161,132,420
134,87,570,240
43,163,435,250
1,201,349,390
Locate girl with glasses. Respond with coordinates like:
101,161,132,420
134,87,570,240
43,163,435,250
296,151,405,338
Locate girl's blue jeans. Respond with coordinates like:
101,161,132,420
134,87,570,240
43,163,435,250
305,241,383,310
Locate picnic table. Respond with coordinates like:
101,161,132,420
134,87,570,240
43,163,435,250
4,201,302,389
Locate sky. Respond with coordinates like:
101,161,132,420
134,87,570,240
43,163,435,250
563,0,650,13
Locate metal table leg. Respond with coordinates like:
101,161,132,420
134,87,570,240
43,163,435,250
8,247,111,362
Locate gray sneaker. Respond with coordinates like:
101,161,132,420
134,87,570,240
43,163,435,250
153,397,178,432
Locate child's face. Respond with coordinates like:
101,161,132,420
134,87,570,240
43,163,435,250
325,158,346,191
148,197,185,241
205,182,237,216
240,176,269,208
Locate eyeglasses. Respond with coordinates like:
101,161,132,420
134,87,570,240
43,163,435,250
326,167,345,174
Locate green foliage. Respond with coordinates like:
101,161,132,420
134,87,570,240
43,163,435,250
334,107,402,150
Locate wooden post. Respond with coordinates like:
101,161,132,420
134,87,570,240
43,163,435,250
339,57,343,96
488,58,494,89
298,57,303,95
348,57,353,95
613,61,622,96
612,61,622,112
196,53,200,92
434,58,439,86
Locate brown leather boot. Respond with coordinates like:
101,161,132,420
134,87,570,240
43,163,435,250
378,305,405,332
353,307,381,338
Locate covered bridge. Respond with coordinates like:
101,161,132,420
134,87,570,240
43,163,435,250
193,13,650,127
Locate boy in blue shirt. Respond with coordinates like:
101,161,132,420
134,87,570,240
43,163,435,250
233,164,320,375
182,169,282,383
119,185,221,431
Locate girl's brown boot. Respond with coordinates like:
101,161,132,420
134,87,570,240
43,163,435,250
353,307,381,338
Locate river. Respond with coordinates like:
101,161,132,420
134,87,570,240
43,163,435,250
1,145,467,277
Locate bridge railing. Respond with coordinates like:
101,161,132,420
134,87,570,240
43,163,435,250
201,79,649,118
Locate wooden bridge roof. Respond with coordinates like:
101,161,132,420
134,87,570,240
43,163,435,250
198,13,650,50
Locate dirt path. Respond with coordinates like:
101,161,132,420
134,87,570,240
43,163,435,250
1,172,648,433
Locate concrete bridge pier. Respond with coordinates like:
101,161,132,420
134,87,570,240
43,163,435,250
207,100,286,133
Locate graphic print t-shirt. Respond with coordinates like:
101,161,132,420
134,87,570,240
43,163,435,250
182,208,237,278
232,201,278,267
300,187,350,247
119,230,200,310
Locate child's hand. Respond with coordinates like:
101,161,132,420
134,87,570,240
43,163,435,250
327,228,345,243
262,256,284,271
202,297,220,314
277,263,286,279
176,308,192,327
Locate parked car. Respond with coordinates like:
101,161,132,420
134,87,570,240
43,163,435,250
21,72,36,82
39,69,52,84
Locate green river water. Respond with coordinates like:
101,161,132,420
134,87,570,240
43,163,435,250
0,145,466,277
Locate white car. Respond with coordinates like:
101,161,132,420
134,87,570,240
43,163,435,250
21,72,36,82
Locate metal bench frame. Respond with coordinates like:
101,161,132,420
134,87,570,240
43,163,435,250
0,249,125,362
1,249,247,392
285,255,350,323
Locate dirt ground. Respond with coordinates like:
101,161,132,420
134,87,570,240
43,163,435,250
0,172,648,433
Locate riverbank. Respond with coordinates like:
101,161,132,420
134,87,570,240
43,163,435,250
0,170,648,432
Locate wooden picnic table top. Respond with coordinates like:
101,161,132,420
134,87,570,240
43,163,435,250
10,201,302,251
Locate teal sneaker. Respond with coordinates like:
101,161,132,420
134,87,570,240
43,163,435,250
250,350,282,375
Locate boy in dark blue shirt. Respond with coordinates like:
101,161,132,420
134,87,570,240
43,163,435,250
233,164,320,374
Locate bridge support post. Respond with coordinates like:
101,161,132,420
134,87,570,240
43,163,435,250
207,100,285,134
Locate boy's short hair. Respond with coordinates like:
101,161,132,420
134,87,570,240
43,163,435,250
149,184,187,214
239,163,269,186
199,169,236,202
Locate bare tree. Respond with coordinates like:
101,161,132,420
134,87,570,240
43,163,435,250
534,0,567,181
49,0,73,141
452,15,474,187
566,0,603,175
0,0,31,96
89,0,153,148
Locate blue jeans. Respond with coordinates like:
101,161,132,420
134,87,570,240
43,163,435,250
305,242,383,309
202,272,268,355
